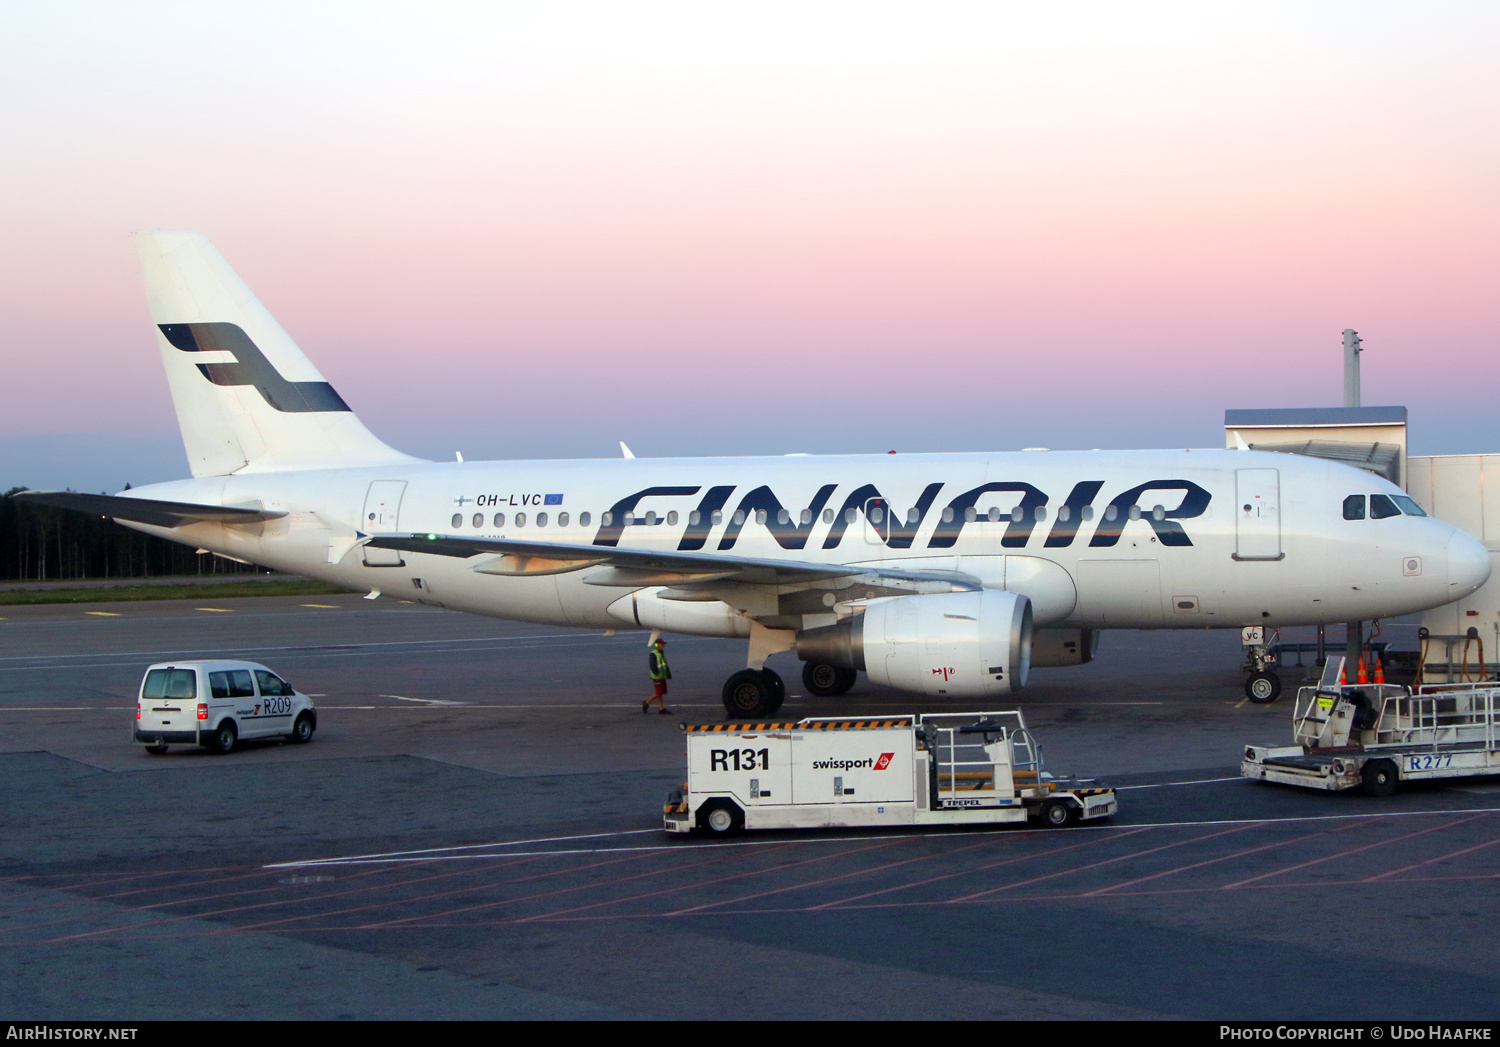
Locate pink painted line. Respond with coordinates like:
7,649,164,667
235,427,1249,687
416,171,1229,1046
945,825,1245,902
1361,821,1500,882
1082,828,1333,896
810,829,1133,910
1219,814,1486,889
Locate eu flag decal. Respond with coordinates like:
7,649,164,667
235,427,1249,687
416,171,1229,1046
544,493,564,506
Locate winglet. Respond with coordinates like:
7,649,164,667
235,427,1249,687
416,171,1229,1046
620,441,636,459
1232,430,1250,451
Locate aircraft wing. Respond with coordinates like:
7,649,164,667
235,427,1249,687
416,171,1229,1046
16,491,288,528
365,532,863,584
363,533,981,596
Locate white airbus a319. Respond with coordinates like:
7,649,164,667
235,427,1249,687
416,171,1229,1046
24,233,1490,717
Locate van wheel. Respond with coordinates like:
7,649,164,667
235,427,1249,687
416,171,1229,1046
210,720,237,754
291,713,314,744
1039,799,1075,827
145,744,168,755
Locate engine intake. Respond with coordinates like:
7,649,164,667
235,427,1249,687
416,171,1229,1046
797,590,1032,697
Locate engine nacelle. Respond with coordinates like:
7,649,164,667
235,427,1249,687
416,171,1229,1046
1029,628,1099,667
797,590,1033,697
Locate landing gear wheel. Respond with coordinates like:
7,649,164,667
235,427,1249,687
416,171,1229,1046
1360,758,1399,797
722,669,778,719
209,720,237,755
145,744,168,755
1039,799,1076,828
764,668,785,715
291,713,315,744
697,799,744,835
1245,670,1282,704
802,662,857,697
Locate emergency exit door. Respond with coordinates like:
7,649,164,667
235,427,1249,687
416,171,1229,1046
1234,469,1282,560
361,480,407,566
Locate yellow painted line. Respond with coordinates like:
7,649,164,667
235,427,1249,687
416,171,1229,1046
195,607,232,613
300,603,339,609
85,611,121,617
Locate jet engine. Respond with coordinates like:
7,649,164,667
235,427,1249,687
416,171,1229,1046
796,590,1033,698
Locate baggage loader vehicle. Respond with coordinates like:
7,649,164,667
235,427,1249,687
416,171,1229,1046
1243,665,1500,796
664,711,1116,834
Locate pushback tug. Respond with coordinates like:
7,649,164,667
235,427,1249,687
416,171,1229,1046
665,710,1116,834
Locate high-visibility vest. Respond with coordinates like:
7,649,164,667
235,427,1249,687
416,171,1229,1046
649,649,670,681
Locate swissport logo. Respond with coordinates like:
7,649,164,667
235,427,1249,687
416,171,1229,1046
813,753,895,771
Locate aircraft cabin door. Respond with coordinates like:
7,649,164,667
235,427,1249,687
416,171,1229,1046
1234,468,1282,561
361,480,407,566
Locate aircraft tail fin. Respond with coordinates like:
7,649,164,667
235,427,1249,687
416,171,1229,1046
134,231,419,477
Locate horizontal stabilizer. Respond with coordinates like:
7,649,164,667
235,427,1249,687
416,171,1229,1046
17,491,287,529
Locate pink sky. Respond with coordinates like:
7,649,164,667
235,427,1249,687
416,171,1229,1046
1,2,1497,491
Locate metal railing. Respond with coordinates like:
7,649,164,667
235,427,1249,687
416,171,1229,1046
1375,688,1500,750
921,710,1046,795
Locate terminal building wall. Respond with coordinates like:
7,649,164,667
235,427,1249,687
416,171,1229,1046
1407,454,1500,649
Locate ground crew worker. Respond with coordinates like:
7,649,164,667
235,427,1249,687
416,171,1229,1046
644,637,671,714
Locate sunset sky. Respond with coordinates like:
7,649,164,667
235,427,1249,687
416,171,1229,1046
2,2,1497,493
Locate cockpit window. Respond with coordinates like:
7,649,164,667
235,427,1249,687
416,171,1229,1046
1391,495,1428,517
1369,494,1401,519
1343,495,1366,520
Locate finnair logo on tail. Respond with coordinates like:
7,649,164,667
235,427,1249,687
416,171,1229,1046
158,322,351,414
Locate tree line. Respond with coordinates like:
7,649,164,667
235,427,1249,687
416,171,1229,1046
1,487,266,581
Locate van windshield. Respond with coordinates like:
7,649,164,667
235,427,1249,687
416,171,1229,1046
142,669,196,700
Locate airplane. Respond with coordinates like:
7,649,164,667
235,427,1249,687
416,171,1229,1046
22,231,1492,717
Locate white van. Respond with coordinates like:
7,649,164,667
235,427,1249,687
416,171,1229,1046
133,660,317,754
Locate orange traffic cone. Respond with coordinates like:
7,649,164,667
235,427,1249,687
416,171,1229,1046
1338,660,1347,684
1373,658,1386,685
1356,658,1369,685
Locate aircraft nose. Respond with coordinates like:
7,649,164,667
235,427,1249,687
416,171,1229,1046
1447,529,1492,598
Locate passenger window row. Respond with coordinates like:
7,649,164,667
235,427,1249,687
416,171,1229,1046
444,502,1175,530
449,511,591,530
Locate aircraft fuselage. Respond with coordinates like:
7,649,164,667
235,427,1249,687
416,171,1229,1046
118,447,1485,635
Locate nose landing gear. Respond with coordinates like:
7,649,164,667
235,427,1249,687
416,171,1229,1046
1242,626,1282,704
1245,670,1282,703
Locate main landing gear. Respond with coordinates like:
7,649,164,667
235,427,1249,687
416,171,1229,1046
801,661,857,698
722,668,786,719
720,662,860,717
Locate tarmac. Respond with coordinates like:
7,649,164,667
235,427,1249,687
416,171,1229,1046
1,594,1496,1020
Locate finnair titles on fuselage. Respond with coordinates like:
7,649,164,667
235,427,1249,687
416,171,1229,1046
26,232,1490,718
